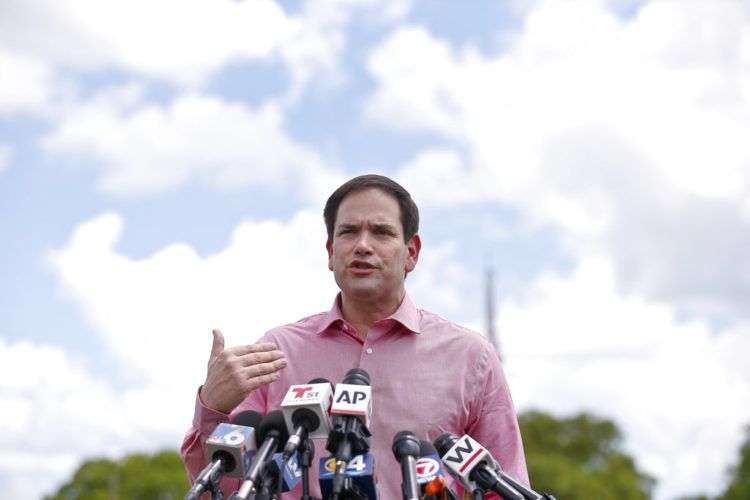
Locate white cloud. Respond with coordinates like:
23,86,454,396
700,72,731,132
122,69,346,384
48,211,338,383
0,144,12,173
0,339,189,499
373,0,750,200
396,148,481,207
0,335,237,497
0,48,56,113
407,239,471,318
368,1,750,320
500,256,750,499
42,88,345,200
0,0,289,87
365,27,461,135
0,0,412,114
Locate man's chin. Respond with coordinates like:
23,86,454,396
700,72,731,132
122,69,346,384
342,282,381,301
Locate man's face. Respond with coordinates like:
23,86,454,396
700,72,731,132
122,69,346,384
326,188,420,306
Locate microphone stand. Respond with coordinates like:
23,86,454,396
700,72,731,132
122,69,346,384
254,482,274,500
206,475,225,500
471,487,485,500
331,477,367,500
327,417,371,500
186,461,226,500
299,437,317,500
255,464,279,500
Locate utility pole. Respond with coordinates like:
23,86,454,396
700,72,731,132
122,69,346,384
485,266,502,359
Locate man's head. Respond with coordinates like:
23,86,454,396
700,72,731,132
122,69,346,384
324,175,419,243
324,175,421,307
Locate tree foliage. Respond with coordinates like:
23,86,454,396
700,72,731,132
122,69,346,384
717,424,750,500
44,450,189,500
519,409,655,500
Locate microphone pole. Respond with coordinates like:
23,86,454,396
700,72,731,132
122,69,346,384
235,411,290,500
299,437,316,500
415,440,457,500
491,461,548,500
392,431,420,500
191,460,225,500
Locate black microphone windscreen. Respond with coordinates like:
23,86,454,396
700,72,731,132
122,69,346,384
393,430,421,459
342,368,370,386
418,440,438,457
433,432,458,456
232,410,263,429
257,410,290,445
308,377,334,391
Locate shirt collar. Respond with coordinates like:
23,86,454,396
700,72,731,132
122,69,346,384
315,292,422,335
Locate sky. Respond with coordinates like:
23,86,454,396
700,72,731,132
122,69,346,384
1,0,749,498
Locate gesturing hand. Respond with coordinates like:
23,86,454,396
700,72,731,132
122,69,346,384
201,329,287,414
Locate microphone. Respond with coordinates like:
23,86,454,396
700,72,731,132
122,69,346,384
434,433,524,500
416,440,457,500
281,377,334,459
492,460,546,500
318,453,379,500
235,410,290,499
325,368,373,497
185,410,262,500
265,451,303,492
392,431,421,500
329,368,372,427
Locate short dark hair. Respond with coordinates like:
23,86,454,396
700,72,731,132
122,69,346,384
324,174,419,242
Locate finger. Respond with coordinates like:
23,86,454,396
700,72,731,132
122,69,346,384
242,358,287,379
229,342,278,356
209,329,225,361
237,350,285,367
245,371,281,392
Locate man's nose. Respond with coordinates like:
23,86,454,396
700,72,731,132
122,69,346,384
353,232,374,255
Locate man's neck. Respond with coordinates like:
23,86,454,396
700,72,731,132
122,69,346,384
340,289,405,339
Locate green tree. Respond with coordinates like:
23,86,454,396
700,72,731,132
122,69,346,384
717,424,750,500
519,410,655,500
45,450,189,500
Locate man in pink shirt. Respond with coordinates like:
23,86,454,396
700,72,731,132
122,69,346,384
181,175,529,498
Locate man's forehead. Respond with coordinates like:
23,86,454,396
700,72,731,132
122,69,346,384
336,189,401,222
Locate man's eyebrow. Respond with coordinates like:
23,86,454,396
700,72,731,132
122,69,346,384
371,223,397,231
336,223,360,230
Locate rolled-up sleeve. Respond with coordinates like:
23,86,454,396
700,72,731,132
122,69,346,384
180,387,237,496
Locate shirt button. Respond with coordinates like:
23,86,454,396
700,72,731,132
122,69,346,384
365,347,373,354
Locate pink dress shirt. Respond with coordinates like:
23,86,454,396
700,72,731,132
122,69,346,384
181,293,528,499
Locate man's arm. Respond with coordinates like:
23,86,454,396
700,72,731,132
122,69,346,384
181,387,234,486
180,329,284,497
466,342,529,490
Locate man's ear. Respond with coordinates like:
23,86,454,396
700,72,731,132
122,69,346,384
404,234,421,273
326,239,333,271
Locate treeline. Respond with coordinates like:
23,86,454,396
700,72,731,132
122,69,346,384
45,412,750,499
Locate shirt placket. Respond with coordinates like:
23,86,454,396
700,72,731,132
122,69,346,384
360,333,376,364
